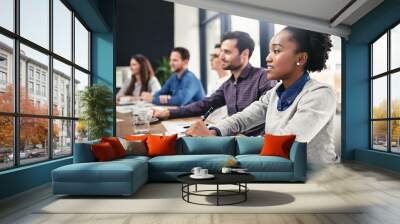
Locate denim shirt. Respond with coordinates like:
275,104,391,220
276,72,310,111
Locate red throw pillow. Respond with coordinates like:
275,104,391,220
259,134,296,159
91,142,117,161
146,134,177,157
101,137,126,158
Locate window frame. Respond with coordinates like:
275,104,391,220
0,0,92,171
369,20,400,154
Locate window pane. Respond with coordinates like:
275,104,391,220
0,34,14,112
20,0,49,49
74,69,89,117
20,44,49,115
20,117,49,165
53,59,72,117
74,18,89,70
391,120,400,153
205,18,221,94
0,0,14,31
53,119,72,157
372,33,387,76
372,77,387,119
0,116,13,170
231,15,261,67
391,72,400,118
53,0,72,60
75,120,88,143
372,121,388,151
391,24,400,70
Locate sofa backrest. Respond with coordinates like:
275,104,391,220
235,136,263,155
73,139,100,163
177,137,236,155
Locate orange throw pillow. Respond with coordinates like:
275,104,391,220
91,142,117,161
124,135,148,142
259,134,296,159
146,134,177,157
101,137,126,158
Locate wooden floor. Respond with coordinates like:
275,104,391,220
1,161,400,224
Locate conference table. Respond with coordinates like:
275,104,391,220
116,102,204,136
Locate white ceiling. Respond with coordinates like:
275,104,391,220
165,0,384,38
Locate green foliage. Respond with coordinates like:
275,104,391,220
155,57,172,85
79,84,113,140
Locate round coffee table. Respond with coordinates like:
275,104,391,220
177,173,255,206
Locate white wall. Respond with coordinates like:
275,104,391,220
174,4,201,79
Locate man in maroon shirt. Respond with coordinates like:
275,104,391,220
154,31,277,136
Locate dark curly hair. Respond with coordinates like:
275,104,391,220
282,27,332,72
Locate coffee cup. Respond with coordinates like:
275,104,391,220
191,167,202,176
199,169,208,176
221,167,232,174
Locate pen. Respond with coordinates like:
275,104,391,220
182,106,215,129
202,106,214,121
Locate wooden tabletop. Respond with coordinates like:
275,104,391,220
116,104,202,136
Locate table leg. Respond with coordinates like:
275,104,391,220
217,184,219,206
195,184,197,192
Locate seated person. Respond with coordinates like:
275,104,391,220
205,43,231,122
116,54,161,102
150,47,205,106
186,27,338,164
154,31,277,136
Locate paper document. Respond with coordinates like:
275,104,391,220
161,121,195,134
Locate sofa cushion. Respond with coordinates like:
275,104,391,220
236,155,293,172
119,138,147,156
52,158,148,183
260,134,296,159
178,137,235,155
101,137,127,158
235,136,263,155
147,134,177,157
91,142,118,161
148,154,235,172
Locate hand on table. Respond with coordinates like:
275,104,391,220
141,92,153,103
159,95,170,104
153,109,170,119
185,120,216,137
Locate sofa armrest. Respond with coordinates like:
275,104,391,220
73,140,100,163
289,141,307,181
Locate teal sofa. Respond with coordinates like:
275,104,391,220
52,136,307,196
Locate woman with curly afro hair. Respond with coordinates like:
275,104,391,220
186,27,338,164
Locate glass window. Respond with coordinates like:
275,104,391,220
53,59,72,117
53,119,72,157
0,0,14,31
20,44,49,115
391,72,400,118
391,24,400,70
20,0,49,49
372,34,387,76
53,0,72,60
19,117,49,165
0,116,14,170
231,15,261,68
74,18,89,70
75,120,88,143
0,34,13,113
74,69,89,118
372,121,388,151
372,77,387,119
391,120,400,153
